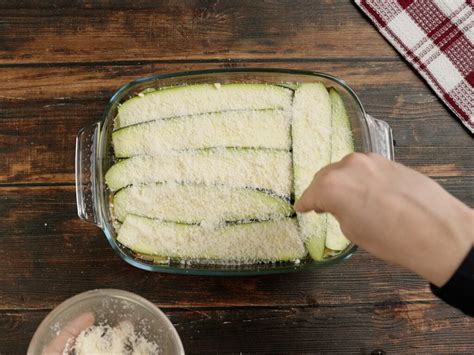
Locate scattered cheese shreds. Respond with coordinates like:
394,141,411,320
118,215,306,263
115,83,293,129
105,149,292,197
325,89,353,251
113,183,293,223
292,83,333,261
107,83,354,263
112,109,291,157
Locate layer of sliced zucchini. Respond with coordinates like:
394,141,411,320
108,81,356,264
113,109,291,158
105,148,292,197
292,83,332,261
116,84,293,129
117,215,306,262
325,89,353,251
113,183,293,223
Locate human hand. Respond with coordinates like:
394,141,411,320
295,153,474,287
42,312,95,355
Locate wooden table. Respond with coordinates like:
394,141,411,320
1,1,473,353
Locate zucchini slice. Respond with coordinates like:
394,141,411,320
113,183,293,223
292,83,332,261
116,84,293,129
325,89,353,251
113,109,291,158
117,215,306,262
105,148,292,197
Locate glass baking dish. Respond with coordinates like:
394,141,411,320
75,68,394,275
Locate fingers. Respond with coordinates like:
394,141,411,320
42,312,95,355
294,161,341,213
294,152,380,214
62,312,95,337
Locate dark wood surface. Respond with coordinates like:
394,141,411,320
0,1,472,353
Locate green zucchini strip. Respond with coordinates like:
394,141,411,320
118,215,306,262
116,83,293,129
292,83,332,261
325,89,354,252
105,148,292,197
113,183,293,224
113,109,290,158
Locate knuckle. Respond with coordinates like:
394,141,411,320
366,152,380,159
367,152,385,162
319,168,344,191
342,152,368,166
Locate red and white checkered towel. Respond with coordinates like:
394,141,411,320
355,0,473,133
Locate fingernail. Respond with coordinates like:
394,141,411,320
294,199,302,212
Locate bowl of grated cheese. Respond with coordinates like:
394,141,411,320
27,289,184,355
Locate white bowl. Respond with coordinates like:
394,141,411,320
28,289,184,355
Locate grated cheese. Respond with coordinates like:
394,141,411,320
118,215,306,263
115,84,293,129
105,149,293,197
108,82,354,263
112,109,291,157
113,183,293,223
67,322,159,355
325,89,353,251
292,83,333,260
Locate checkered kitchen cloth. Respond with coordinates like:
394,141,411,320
354,0,474,133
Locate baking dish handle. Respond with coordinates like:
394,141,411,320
365,114,394,161
75,121,102,226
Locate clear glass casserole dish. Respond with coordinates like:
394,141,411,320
75,68,394,275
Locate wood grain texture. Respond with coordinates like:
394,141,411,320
1,0,473,353
0,0,398,64
2,304,473,354
1,182,472,310
1,61,472,184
